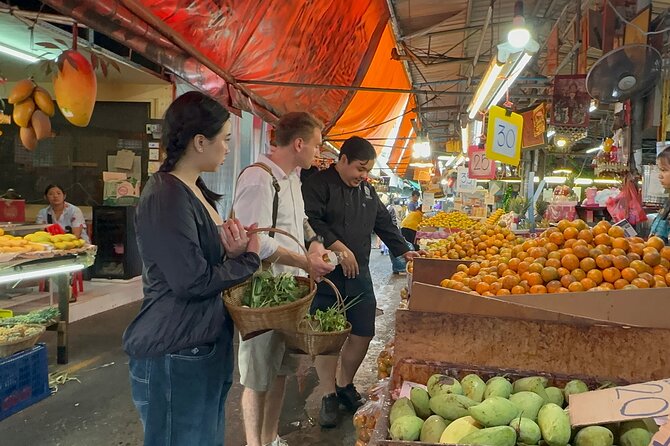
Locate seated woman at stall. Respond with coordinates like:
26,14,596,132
36,184,90,243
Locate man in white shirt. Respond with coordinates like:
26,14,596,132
233,112,335,446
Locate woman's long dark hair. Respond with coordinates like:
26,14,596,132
160,91,230,208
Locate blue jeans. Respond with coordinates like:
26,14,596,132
390,240,414,273
129,334,233,446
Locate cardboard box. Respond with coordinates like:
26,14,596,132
0,199,25,223
102,172,140,206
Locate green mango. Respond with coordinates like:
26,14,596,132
440,416,482,443
485,377,513,399
428,374,463,398
469,396,520,427
463,374,487,403
411,387,432,419
514,377,550,403
461,426,518,446
430,393,478,421
538,403,571,446
563,380,589,403
510,391,546,422
510,417,542,445
420,415,448,443
575,426,614,446
390,415,424,441
619,421,653,446
546,387,565,407
390,397,416,425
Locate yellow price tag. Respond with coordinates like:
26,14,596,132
485,106,523,166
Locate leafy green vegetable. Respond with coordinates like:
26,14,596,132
1,307,60,325
242,270,309,308
304,294,362,332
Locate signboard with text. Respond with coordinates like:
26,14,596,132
486,106,523,166
468,145,496,179
457,167,477,193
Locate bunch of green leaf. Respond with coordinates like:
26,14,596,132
508,197,530,215
305,295,362,332
242,270,309,308
1,307,60,325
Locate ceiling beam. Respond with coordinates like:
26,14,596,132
401,10,467,40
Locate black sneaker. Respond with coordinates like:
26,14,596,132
319,393,339,428
336,383,365,412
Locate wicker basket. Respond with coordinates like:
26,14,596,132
0,324,46,358
280,278,352,357
223,227,316,340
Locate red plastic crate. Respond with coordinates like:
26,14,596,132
0,199,26,223
0,343,50,421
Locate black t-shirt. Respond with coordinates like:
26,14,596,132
122,172,260,358
302,166,409,297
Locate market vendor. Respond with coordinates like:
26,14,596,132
36,184,90,243
401,208,423,250
650,147,670,242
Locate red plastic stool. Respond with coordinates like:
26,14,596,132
70,271,84,302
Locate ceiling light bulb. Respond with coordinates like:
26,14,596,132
440,179,448,185
508,27,530,49
555,138,567,148
0,44,39,63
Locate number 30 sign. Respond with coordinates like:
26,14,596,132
468,145,496,179
485,106,523,166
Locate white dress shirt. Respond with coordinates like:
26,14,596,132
233,154,305,276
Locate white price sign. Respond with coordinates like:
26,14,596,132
485,106,523,166
457,167,477,193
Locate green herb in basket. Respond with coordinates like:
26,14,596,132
1,307,60,325
305,295,362,332
242,270,309,308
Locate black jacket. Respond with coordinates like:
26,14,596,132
302,166,410,297
122,172,260,358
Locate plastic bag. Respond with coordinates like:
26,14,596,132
606,178,648,225
377,339,394,379
353,379,389,445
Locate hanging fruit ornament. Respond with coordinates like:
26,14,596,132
603,137,614,153
53,49,97,127
7,77,55,150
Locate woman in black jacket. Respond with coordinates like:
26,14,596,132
123,92,260,446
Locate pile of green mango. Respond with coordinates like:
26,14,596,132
388,374,658,446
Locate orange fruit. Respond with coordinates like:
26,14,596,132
545,242,559,253
527,272,544,286
502,275,521,290
482,274,497,284
517,261,531,274
522,240,538,251
561,254,580,271
627,252,642,262
533,257,547,267
468,263,481,276
614,278,630,289
529,247,548,259
518,252,530,261
568,281,585,292
594,233,612,246
661,246,670,261
457,263,469,272
545,258,562,269
528,263,543,274
580,257,597,272
600,282,615,290
546,280,562,293
639,272,655,287
560,274,577,288
665,271,670,284
557,267,570,277
653,265,668,277
603,267,622,283
529,284,548,294
451,281,465,290
644,252,662,267
580,278,597,290
482,291,495,297
596,255,614,269
519,280,530,292
630,243,645,256
589,248,604,258
631,278,650,288
572,268,587,281
595,244,612,255
573,245,590,260
608,226,625,238
548,232,565,246
497,288,512,296
440,279,451,288
489,282,503,294
511,285,526,294
622,285,638,290
563,227,579,240
613,255,630,270
612,238,629,251
661,258,670,268
508,258,521,271
548,251,562,260
578,229,594,243
653,276,667,287
557,220,572,232
592,223,608,236
647,236,665,252
558,287,570,293
621,267,638,282
541,267,559,282
587,269,604,284
610,248,627,257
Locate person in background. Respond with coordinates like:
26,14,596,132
302,136,422,428
407,189,421,212
122,91,261,446
36,184,90,243
233,112,334,446
401,208,423,250
650,147,670,242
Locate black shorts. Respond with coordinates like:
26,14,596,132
309,285,376,338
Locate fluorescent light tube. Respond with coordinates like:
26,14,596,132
468,63,504,119
0,44,39,63
487,53,533,109
0,263,85,285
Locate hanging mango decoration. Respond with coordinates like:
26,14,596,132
53,50,97,127
603,137,614,153
8,78,56,151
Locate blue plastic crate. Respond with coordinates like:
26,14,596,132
0,343,50,421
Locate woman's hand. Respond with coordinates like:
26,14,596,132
220,218,249,258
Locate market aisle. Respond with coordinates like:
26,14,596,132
0,248,405,446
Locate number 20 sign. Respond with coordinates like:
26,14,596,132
468,145,496,179
485,106,523,166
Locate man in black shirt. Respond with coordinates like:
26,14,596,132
302,136,422,427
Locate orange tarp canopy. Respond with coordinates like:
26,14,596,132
327,25,415,156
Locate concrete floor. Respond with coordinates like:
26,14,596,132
0,250,405,446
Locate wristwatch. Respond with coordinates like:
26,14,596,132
306,235,325,246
